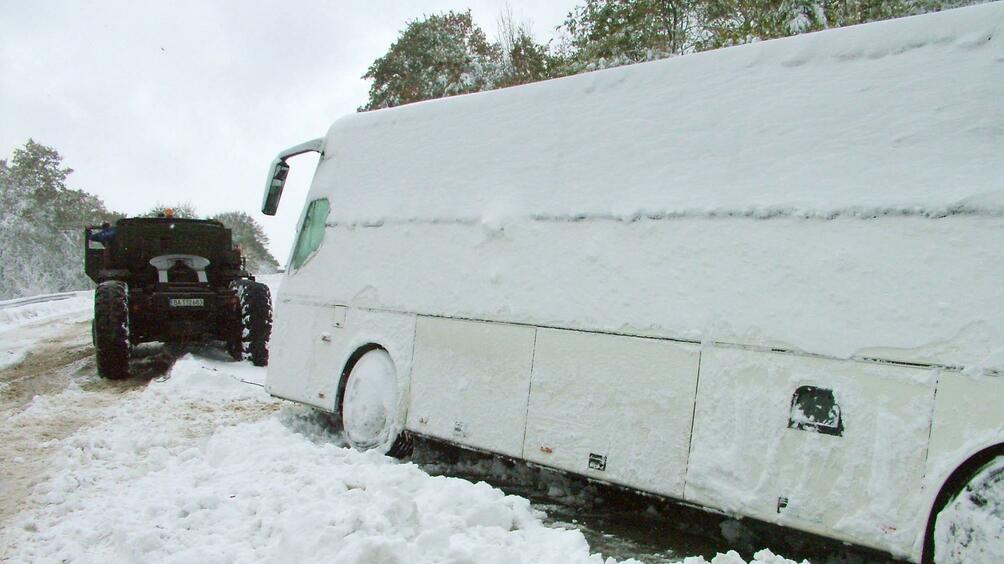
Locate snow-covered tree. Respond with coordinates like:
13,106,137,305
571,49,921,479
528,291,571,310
695,0,828,48
360,11,501,110
494,7,557,88
695,0,985,49
554,0,699,74
360,0,985,107
0,140,119,299
211,211,280,274
144,202,199,219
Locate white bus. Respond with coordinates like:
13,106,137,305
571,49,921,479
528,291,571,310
260,4,1003,562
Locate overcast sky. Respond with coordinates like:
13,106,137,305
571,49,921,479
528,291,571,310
0,0,578,264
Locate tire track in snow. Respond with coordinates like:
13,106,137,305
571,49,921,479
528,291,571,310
0,321,180,526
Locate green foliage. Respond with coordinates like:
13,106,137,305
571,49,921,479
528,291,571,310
695,0,827,49
692,0,978,50
359,0,983,108
5,140,72,214
211,211,280,274
555,0,698,75
819,0,941,27
360,9,561,110
495,8,559,88
360,10,500,110
502,33,555,86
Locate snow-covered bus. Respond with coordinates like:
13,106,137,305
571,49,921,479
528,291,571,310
260,4,1003,562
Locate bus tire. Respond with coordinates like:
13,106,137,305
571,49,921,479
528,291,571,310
925,452,1004,563
94,281,130,379
233,280,272,367
340,347,412,458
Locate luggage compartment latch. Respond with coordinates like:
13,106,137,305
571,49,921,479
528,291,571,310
588,453,607,471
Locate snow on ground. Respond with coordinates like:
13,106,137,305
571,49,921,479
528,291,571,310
0,282,807,563
680,550,806,564
0,343,809,564
1,355,628,563
0,291,91,371
0,292,91,333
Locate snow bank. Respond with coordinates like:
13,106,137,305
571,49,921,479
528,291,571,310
0,291,91,371
0,291,90,332
3,355,634,563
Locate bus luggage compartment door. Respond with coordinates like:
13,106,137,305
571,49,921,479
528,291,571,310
522,328,700,498
408,316,536,458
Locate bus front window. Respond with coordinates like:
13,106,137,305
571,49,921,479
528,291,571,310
290,198,330,271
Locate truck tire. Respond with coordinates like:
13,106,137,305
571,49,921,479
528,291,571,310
234,280,272,367
94,281,130,379
225,339,243,361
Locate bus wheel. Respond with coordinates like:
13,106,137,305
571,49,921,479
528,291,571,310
94,281,130,379
341,348,411,458
929,455,1004,563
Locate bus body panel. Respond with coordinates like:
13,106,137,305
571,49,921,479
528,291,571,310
268,298,416,415
285,217,1004,371
408,316,536,458
263,5,1004,561
685,347,937,559
522,328,700,498
268,298,327,407
923,372,1004,514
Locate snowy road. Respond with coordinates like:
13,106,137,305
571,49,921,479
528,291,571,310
0,290,878,563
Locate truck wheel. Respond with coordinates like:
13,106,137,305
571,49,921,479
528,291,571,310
234,280,272,367
225,339,243,361
929,455,1004,563
94,281,130,379
340,348,412,458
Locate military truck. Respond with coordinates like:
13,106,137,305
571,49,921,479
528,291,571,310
84,216,272,379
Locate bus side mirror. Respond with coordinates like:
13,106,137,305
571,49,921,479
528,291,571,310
261,137,324,216
262,160,290,216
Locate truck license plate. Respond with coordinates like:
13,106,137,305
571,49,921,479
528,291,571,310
169,298,204,307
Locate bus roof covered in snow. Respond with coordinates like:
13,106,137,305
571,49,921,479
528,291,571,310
314,3,1003,225
271,3,1003,373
